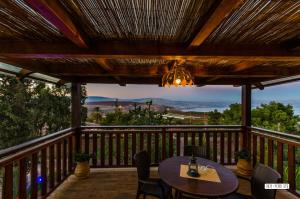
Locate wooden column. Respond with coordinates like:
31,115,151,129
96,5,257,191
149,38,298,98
241,84,252,149
71,82,81,152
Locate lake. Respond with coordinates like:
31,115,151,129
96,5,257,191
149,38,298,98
182,107,300,116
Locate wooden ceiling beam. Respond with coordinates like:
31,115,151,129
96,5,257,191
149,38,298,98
2,59,300,77
66,76,276,85
234,61,258,72
25,0,88,48
189,0,244,47
206,61,258,83
0,41,299,62
95,58,125,86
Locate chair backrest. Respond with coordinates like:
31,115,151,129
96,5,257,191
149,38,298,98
134,150,151,181
251,163,281,199
184,145,207,158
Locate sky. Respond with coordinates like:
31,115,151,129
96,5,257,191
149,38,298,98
86,81,300,102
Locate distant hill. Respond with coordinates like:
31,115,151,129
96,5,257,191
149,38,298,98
85,96,234,110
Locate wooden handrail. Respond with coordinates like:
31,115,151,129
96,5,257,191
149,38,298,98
81,125,242,129
0,127,76,158
250,126,300,141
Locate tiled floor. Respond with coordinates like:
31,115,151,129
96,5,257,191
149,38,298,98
47,168,298,199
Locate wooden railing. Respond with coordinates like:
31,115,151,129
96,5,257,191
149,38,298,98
0,128,76,199
80,125,243,167
249,127,300,196
1,125,299,199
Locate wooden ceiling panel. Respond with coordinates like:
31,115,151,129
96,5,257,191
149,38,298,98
60,0,216,43
205,0,300,45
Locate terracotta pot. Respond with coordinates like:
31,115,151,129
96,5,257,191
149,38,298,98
237,159,252,176
74,161,90,178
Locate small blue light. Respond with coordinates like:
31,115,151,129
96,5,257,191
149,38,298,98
37,176,43,184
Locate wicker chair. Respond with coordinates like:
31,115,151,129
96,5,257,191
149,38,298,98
134,150,172,199
224,163,281,199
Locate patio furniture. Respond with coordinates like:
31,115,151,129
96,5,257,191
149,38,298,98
134,150,172,199
158,156,239,199
224,163,281,199
183,145,207,158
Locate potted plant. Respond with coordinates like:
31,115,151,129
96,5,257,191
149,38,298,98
74,153,91,178
234,148,252,176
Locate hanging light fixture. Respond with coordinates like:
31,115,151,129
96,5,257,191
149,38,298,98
162,61,194,87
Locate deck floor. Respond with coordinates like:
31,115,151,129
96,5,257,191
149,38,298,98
47,168,298,199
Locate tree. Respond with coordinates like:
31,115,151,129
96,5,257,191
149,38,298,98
252,101,299,133
222,103,242,125
87,107,103,124
0,74,87,149
0,76,34,148
207,109,222,125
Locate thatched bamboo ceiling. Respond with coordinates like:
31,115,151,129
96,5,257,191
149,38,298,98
0,0,299,87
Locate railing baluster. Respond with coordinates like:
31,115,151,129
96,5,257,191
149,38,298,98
68,136,73,173
227,133,232,164
184,132,188,146
198,132,203,146
19,158,27,199
116,133,121,166
220,133,224,164
268,139,273,168
31,153,38,199
92,133,97,167
63,139,67,177
4,163,13,199
109,133,113,166
288,145,295,190
252,134,257,167
205,132,210,159
213,133,217,162
56,142,62,183
234,132,239,157
191,132,195,145
155,132,159,163
49,145,55,189
162,128,166,160
176,132,180,156
277,142,283,180
259,136,265,164
140,131,144,151
147,132,152,162
101,133,105,166
124,132,128,166
41,148,47,196
85,133,89,154
132,132,136,165
169,131,173,157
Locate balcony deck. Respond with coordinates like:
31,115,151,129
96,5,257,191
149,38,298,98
1,126,299,199
47,168,298,199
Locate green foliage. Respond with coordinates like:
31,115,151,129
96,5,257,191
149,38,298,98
222,103,242,125
208,109,223,125
87,107,103,124
0,74,87,149
252,101,299,133
207,102,299,134
74,153,91,162
99,100,180,125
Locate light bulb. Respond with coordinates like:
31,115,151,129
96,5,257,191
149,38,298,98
175,78,181,84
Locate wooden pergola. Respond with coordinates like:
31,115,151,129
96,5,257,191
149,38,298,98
0,0,299,87
1,0,299,151
0,1,300,198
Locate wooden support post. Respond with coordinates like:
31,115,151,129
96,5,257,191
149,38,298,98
241,84,252,149
71,82,81,152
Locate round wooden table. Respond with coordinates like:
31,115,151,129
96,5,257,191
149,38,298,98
158,156,239,198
